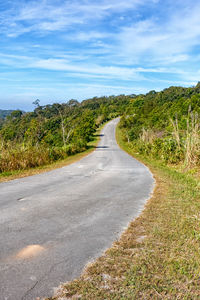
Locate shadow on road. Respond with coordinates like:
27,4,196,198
94,134,104,137
96,146,109,149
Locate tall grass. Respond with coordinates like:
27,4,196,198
126,111,200,167
170,114,181,150
140,127,155,144
185,111,199,167
0,142,86,173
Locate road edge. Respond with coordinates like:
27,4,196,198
46,121,157,300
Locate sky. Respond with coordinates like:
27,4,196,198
0,0,200,110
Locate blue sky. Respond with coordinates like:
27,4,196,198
0,0,200,110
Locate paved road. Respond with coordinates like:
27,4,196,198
0,118,154,300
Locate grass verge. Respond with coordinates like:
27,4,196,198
0,125,105,183
47,125,200,300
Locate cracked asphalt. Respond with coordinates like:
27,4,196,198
0,118,154,300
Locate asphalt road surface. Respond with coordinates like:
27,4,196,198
0,118,154,300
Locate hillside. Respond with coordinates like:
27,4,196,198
0,109,14,119
120,83,200,166
0,83,200,174
0,95,130,173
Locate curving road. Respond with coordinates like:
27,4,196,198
0,118,154,300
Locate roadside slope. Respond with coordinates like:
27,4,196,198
0,123,105,183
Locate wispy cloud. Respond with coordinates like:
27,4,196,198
0,0,200,109
0,0,146,37
0,53,145,81
117,2,200,65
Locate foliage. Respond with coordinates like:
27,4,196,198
119,83,200,167
0,95,131,172
1,82,200,172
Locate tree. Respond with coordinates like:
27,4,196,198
32,99,40,108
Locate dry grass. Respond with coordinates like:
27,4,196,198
0,149,92,183
0,125,104,182
170,115,181,150
46,126,200,300
185,111,200,167
140,127,156,144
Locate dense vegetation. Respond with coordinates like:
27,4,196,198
1,82,200,174
119,82,200,168
0,96,131,173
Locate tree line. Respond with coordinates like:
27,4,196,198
1,82,200,173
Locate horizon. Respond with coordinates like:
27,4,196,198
1,82,199,113
0,0,200,110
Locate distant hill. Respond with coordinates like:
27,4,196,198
0,109,14,119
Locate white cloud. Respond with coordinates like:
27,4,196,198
0,52,194,83
71,31,109,42
0,0,148,37
116,2,200,65
0,52,145,81
1,0,200,110
31,58,146,81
